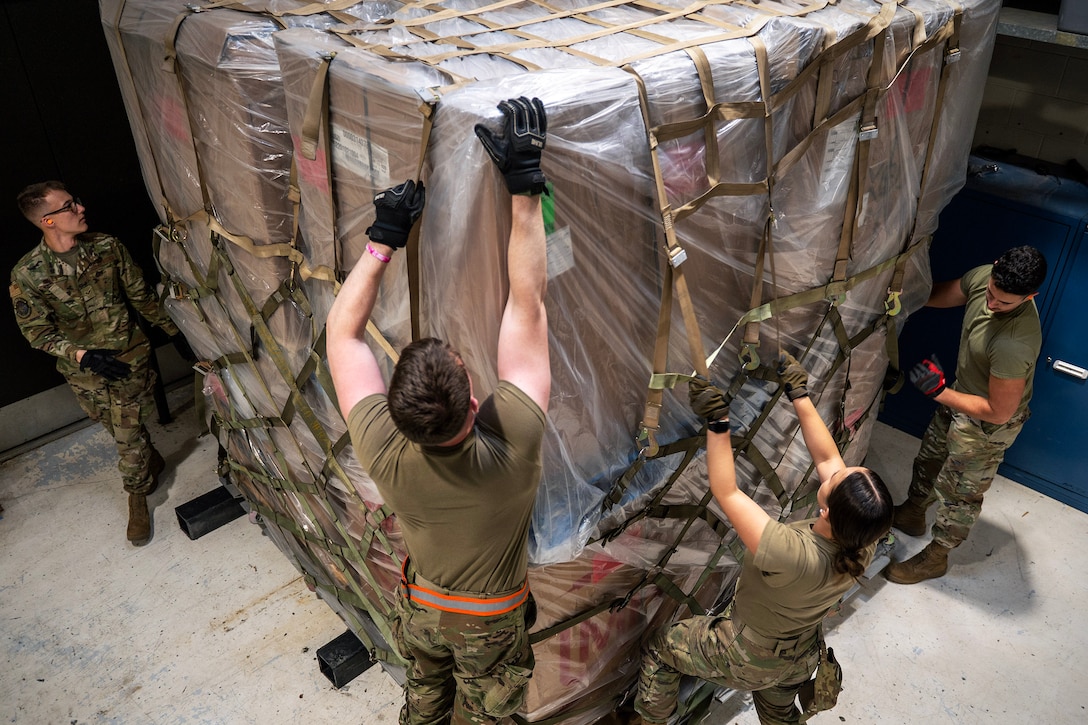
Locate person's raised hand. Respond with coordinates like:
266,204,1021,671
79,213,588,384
474,96,548,196
776,352,810,401
365,179,426,249
688,375,731,422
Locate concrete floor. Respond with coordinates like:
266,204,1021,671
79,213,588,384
2,387,1086,724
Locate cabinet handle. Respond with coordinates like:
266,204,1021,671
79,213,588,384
1052,359,1088,380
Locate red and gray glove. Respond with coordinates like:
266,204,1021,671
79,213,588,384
909,356,946,398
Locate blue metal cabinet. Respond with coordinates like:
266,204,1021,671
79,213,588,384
879,156,1088,512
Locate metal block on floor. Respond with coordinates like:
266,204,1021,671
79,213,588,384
174,485,246,540
317,629,376,689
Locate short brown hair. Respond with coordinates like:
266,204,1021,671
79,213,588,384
17,181,68,223
387,338,472,444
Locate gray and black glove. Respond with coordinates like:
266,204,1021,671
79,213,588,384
777,352,810,401
688,375,732,422
475,96,548,196
80,349,131,381
365,179,426,249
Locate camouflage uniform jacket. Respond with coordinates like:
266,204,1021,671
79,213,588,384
9,232,178,377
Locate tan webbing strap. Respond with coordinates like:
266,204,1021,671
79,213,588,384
736,236,927,328
813,45,835,129
772,94,866,186
206,215,305,265
739,36,776,368
653,102,765,144
616,14,778,66
912,8,962,237
159,7,221,225
413,0,726,65
623,65,709,457
638,261,673,457
286,160,304,288
162,4,196,73
276,0,367,17
407,99,437,342
300,52,336,161
685,46,721,188
305,50,345,282
832,26,888,290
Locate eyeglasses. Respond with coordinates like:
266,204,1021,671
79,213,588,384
41,197,82,218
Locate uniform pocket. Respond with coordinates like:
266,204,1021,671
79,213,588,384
481,661,532,717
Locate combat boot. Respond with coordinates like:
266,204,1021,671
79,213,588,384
127,493,151,544
884,540,949,584
891,498,928,537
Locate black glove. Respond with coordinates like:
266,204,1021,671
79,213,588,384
172,333,196,363
909,355,946,398
365,179,426,249
777,352,810,401
80,349,131,381
474,96,548,195
688,375,732,422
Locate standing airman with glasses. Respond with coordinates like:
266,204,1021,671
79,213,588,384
9,180,194,544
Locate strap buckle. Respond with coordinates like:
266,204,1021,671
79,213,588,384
884,288,902,316
667,245,688,268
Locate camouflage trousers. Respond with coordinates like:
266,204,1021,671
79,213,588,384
391,589,534,725
907,404,1028,548
65,356,158,495
636,615,819,725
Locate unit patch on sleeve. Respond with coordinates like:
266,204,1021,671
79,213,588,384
14,298,31,319
10,283,32,319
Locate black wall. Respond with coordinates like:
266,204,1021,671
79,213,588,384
0,0,162,408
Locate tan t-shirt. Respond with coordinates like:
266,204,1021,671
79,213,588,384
734,519,872,640
954,265,1041,414
348,381,545,595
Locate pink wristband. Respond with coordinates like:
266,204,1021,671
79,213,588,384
366,243,392,264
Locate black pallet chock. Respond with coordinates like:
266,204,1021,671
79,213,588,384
174,485,246,540
317,629,376,688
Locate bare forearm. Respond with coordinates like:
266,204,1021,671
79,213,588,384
927,279,967,308
706,429,740,501
508,195,546,307
328,249,390,338
794,397,840,463
326,249,391,412
793,396,845,481
933,388,1009,424
707,428,770,551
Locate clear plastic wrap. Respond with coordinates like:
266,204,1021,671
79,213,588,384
102,0,1001,720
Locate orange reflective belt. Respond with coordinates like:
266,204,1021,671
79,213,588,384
400,559,529,617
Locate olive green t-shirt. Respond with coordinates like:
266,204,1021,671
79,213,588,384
734,519,872,640
954,265,1041,414
348,381,545,595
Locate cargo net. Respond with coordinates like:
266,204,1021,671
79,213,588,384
102,0,997,722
